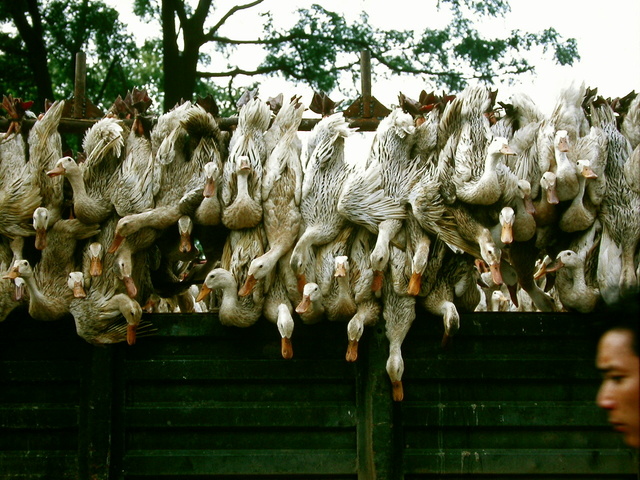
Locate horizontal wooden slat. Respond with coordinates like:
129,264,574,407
0,361,81,381
0,406,78,429
401,401,606,427
0,451,77,478
403,448,638,474
124,358,356,380
405,357,598,380
145,313,605,338
126,403,357,428
123,449,356,475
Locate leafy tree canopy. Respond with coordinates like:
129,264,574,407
0,0,579,115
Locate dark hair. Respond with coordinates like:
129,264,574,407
596,292,640,356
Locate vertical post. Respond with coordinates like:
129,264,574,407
78,345,113,480
73,51,87,119
360,50,372,118
356,324,400,480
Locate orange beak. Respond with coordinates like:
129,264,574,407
392,380,404,402
501,222,513,245
196,284,212,303
371,270,384,293
3,266,19,280
179,232,192,253
281,337,293,360
558,136,569,152
544,259,565,274
581,165,598,179
127,324,137,346
46,165,65,177
90,257,103,277
295,294,311,315
346,340,359,362
123,276,138,298
203,177,216,198
546,184,559,205
108,234,125,254
490,262,503,285
72,282,86,298
296,274,306,295
35,227,47,250
238,274,257,297
407,272,422,296
524,195,536,216
500,144,516,155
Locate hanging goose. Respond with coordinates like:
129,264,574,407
221,96,271,230
290,112,355,292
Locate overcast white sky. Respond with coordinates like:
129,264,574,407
111,0,640,116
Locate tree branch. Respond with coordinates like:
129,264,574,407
206,0,264,37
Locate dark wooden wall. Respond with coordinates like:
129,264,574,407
0,308,637,480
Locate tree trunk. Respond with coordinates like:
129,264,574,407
9,0,54,110
162,0,208,111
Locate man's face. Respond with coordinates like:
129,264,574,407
596,329,640,448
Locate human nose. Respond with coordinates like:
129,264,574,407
596,383,615,410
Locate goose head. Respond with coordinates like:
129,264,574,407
554,130,570,152
516,179,536,215
499,207,515,244
67,271,87,298
479,236,502,285
386,353,405,402
196,268,232,302
178,215,193,253
32,207,50,250
441,302,460,348
490,290,510,311
550,249,581,272
540,171,559,204
488,136,516,159
108,217,137,253
3,259,33,280
88,242,103,277
295,282,323,315
276,303,295,360
334,255,349,277
577,159,598,179
203,161,220,198
114,253,137,299
46,156,79,178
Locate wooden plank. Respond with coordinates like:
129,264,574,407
0,451,78,479
403,448,639,474
123,449,357,475
127,429,356,450
412,311,606,337
401,401,607,427
405,357,598,380
356,324,401,480
126,380,355,403
126,403,357,428
0,406,78,428
0,361,81,381
77,346,113,480
124,358,356,380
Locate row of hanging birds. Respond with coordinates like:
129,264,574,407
1,83,639,401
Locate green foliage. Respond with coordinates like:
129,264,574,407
0,0,142,112
257,0,579,97
0,0,580,114
43,0,140,106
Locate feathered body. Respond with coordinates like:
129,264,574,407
290,113,355,289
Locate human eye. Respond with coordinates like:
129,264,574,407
604,373,626,384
